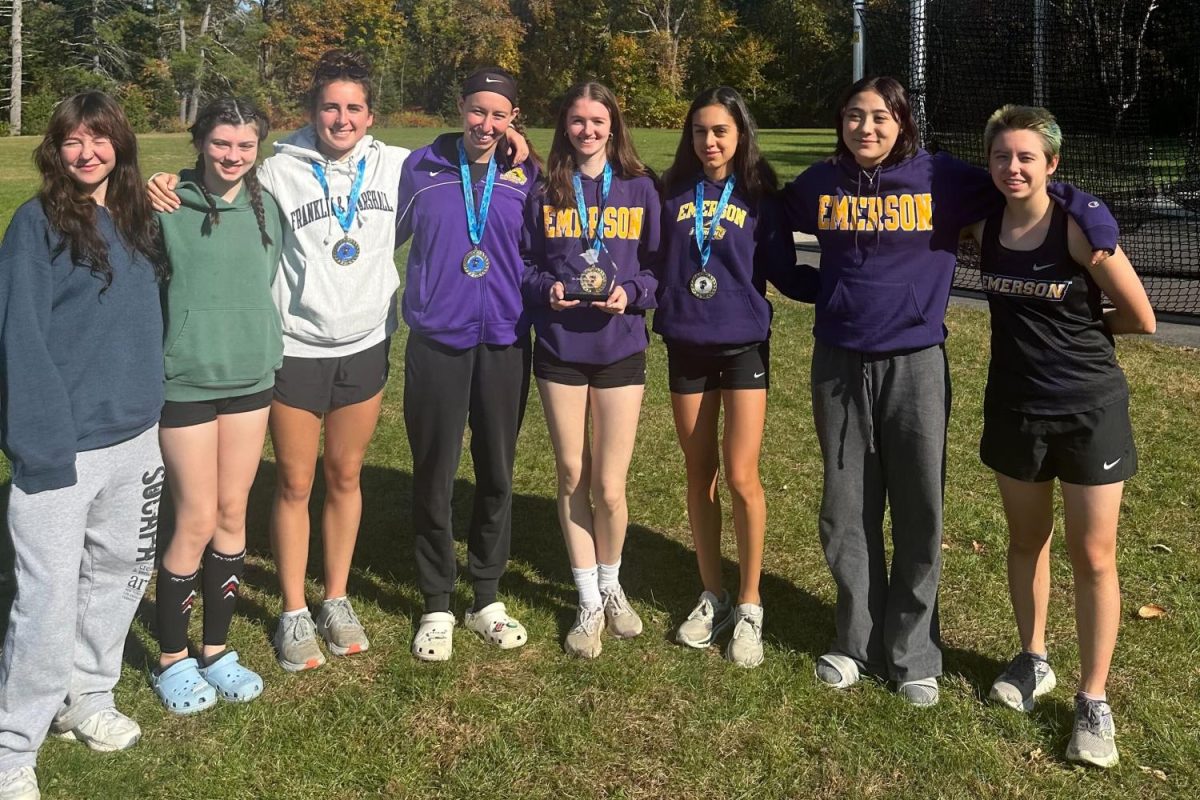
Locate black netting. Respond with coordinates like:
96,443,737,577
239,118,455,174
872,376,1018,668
862,0,1200,318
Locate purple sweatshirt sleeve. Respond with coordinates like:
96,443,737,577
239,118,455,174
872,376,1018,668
759,195,819,302
521,194,556,307
621,183,660,311
934,153,1119,252
395,159,417,248
781,170,819,235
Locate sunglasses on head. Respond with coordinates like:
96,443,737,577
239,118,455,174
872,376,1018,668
315,61,369,80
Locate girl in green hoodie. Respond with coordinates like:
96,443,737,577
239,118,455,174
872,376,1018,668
151,97,284,714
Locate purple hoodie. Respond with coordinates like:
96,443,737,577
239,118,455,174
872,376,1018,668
782,149,1119,355
522,171,660,365
396,133,540,349
653,176,817,348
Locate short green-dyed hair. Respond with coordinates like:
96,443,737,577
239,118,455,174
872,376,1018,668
984,104,1063,160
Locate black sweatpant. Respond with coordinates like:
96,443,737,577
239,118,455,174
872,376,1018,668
404,333,531,613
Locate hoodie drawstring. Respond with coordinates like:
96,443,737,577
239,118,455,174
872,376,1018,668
861,355,876,455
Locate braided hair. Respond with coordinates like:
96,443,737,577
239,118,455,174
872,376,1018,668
189,97,273,249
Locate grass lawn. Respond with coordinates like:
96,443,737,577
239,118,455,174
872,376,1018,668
0,128,1198,799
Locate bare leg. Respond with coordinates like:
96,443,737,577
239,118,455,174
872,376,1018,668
1061,480,1123,696
319,391,384,600
537,379,596,569
670,390,723,595
720,388,767,605
588,384,644,566
995,473,1055,655
269,401,322,612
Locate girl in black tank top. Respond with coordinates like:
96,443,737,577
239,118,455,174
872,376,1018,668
966,105,1155,769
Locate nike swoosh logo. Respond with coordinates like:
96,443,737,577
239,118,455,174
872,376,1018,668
1032,263,1056,272
429,170,442,177
1103,458,1122,470
753,371,766,379
485,77,503,84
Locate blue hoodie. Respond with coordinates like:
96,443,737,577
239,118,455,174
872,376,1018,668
397,133,540,350
0,200,163,493
782,150,1119,354
522,171,660,365
653,176,817,349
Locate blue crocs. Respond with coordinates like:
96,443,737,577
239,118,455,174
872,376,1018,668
152,658,217,715
199,650,263,703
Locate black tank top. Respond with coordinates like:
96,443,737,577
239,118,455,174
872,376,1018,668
980,204,1127,414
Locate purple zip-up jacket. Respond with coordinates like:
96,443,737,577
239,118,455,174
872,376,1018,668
782,149,1119,355
522,171,660,365
653,176,817,348
396,133,539,349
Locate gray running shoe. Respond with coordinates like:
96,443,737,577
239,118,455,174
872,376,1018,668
564,604,604,659
676,590,734,649
315,597,370,656
1066,696,1119,768
601,586,643,639
273,610,326,672
0,766,39,800
990,652,1057,712
724,606,764,668
897,677,940,707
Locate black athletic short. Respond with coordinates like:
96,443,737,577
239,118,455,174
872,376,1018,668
159,386,275,429
532,342,646,388
666,340,769,394
980,399,1137,485
273,338,391,413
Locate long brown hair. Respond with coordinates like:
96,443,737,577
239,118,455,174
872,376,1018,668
544,81,649,209
663,86,777,203
33,91,165,289
189,97,274,249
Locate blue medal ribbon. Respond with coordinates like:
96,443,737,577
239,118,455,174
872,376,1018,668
693,175,736,269
572,162,613,261
311,157,367,237
458,138,498,247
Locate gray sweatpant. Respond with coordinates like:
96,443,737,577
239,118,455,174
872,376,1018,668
0,426,163,770
811,341,949,682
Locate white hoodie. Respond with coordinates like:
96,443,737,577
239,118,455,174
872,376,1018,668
259,127,410,358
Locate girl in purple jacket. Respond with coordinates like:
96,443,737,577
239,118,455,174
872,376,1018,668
655,87,815,669
522,82,660,658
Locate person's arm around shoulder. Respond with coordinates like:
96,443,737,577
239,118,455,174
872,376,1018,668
759,194,818,302
1048,182,1119,266
619,178,661,313
0,205,80,492
147,171,181,213
395,156,421,249
780,167,821,236
1066,217,1156,335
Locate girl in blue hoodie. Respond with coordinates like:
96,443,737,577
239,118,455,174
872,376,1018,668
782,76,1119,706
397,68,541,662
522,81,660,659
0,92,166,799
655,87,815,669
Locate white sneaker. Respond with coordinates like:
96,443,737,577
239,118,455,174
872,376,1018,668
463,602,527,650
676,590,734,648
52,707,141,752
563,604,605,659
0,767,38,800
412,611,456,662
724,605,764,668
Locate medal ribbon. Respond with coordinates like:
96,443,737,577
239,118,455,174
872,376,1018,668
693,175,736,270
458,138,498,247
311,157,367,237
572,162,613,261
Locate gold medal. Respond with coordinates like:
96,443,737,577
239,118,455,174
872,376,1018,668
579,265,609,295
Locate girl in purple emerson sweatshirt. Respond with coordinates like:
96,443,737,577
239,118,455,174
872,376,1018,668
781,76,1119,706
654,87,817,669
522,82,660,659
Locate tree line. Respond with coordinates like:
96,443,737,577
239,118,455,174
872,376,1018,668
0,1,851,135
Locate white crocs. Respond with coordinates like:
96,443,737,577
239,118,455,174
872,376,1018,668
412,611,456,662
463,602,527,650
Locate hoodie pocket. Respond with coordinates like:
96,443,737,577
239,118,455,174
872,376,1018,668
825,277,926,330
164,308,283,389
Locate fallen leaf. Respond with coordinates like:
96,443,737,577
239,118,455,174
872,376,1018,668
1136,603,1168,619
1150,543,1173,554
972,540,986,554
1025,747,1045,764
1138,766,1168,782
941,542,951,551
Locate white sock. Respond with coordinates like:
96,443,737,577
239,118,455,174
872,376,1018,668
280,606,310,619
597,560,621,593
572,566,601,609
736,602,763,619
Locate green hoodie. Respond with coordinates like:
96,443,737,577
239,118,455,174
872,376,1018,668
159,170,285,402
